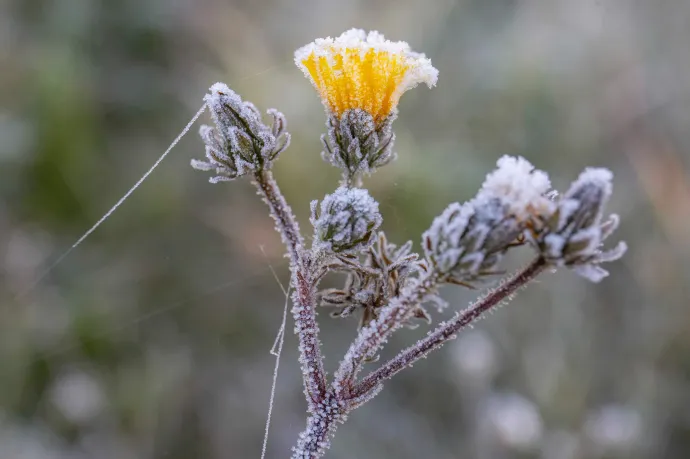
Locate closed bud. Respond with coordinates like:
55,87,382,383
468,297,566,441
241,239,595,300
311,187,382,254
423,156,552,284
191,83,290,183
321,109,396,186
531,168,627,282
423,199,523,283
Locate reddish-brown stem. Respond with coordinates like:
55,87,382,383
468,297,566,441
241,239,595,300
253,169,327,409
350,257,547,399
333,270,440,393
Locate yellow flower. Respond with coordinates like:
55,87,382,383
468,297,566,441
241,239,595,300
295,29,438,123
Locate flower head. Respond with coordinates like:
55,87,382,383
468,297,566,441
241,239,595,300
478,156,553,221
191,83,290,182
295,29,438,123
423,157,552,283
530,167,627,282
311,186,382,254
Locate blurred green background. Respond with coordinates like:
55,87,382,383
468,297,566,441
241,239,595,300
1,0,689,458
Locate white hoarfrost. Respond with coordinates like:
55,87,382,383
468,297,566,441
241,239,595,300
311,186,382,253
538,166,627,282
479,155,553,220
294,29,439,94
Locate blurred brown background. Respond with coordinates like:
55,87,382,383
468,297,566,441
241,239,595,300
1,0,689,458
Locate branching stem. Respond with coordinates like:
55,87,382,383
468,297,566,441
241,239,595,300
253,169,327,410
351,256,547,399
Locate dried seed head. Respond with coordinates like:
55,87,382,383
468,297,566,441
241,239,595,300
311,187,382,254
531,167,627,282
191,83,291,182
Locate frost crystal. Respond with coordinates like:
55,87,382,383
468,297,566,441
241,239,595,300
292,391,345,459
422,156,553,283
423,198,523,284
295,29,438,123
319,231,431,329
479,155,553,221
191,83,290,182
311,187,382,254
530,167,627,282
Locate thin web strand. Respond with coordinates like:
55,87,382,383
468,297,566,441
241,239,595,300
259,245,290,459
18,104,207,299
262,285,289,459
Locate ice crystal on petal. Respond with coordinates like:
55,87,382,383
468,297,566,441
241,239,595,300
295,29,438,123
311,186,382,254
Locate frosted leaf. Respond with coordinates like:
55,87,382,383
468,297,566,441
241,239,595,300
530,167,626,282
311,186,382,254
319,231,429,329
189,159,215,172
572,264,610,282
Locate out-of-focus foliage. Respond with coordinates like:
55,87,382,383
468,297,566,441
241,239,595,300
1,0,689,458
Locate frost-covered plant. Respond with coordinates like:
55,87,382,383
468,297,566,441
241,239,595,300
190,28,627,459
310,186,382,254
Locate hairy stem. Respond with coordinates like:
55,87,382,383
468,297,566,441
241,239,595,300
291,390,344,459
333,270,440,393
351,257,547,399
253,169,327,409
253,169,304,261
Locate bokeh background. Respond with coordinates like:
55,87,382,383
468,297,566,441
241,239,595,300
1,0,689,457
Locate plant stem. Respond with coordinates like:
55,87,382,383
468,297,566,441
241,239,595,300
253,169,327,409
333,270,440,393
351,256,547,399
290,390,344,459
253,169,304,261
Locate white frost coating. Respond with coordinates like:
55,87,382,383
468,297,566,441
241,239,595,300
568,167,614,199
295,29,438,91
423,202,475,259
311,186,382,253
295,28,438,123
479,155,552,220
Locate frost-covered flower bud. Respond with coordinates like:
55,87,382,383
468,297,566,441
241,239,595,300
191,83,290,183
423,199,522,283
531,168,627,282
311,187,382,253
321,109,396,185
423,156,552,283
